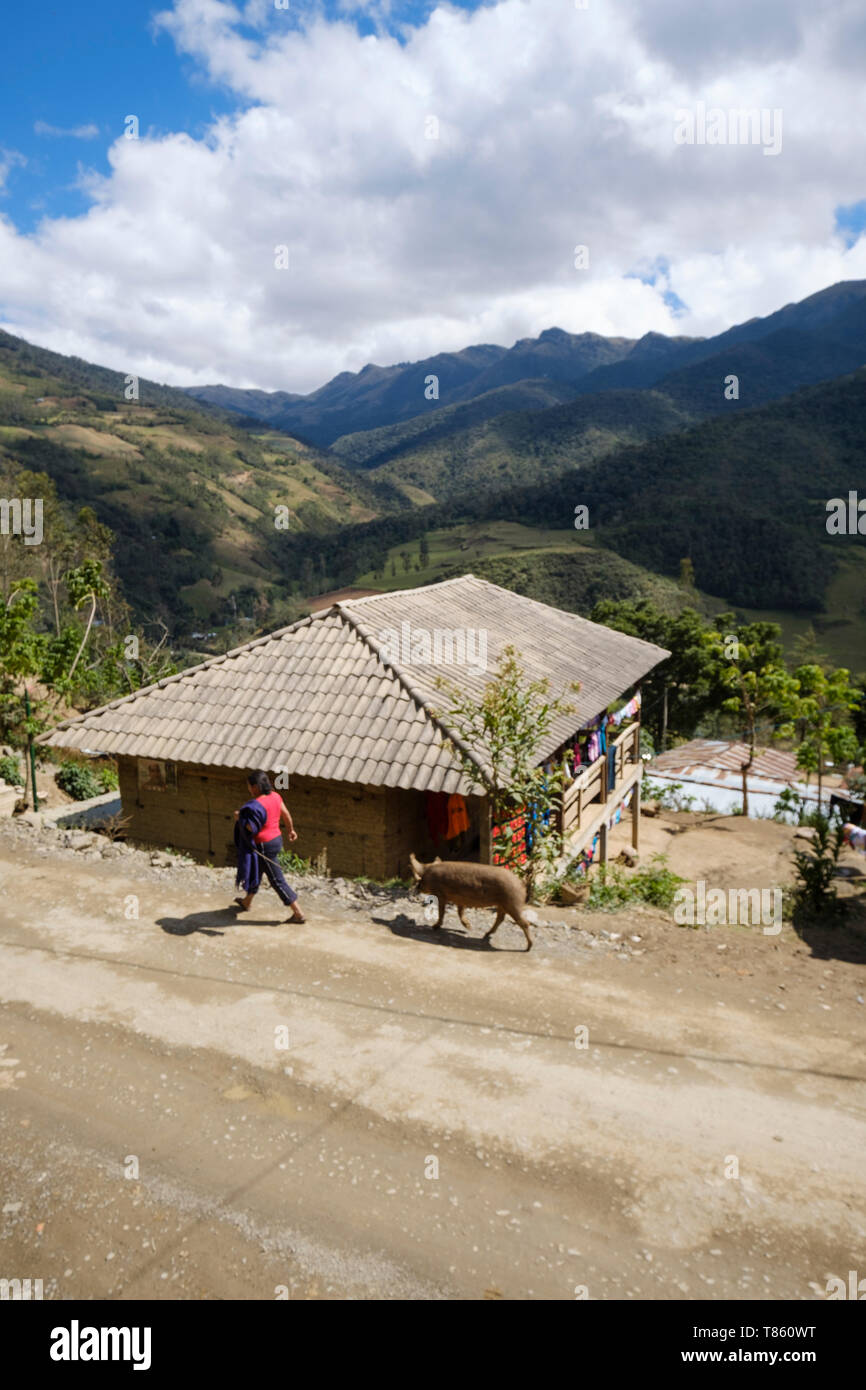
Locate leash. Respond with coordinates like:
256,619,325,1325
236,819,294,885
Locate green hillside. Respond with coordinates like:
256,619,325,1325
0,333,382,634
6,324,866,674
330,378,576,469
275,370,866,655
362,388,693,504
356,521,708,617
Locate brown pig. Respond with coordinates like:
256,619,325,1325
408,852,533,950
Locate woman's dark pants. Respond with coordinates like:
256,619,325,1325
254,836,298,906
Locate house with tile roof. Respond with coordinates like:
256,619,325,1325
41,576,669,878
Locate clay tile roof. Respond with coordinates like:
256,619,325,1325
41,575,668,793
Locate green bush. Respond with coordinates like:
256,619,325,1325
97,764,119,792
278,849,311,877
631,855,686,908
587,854,684,913
56,760,102,801
642,775,697,812
773,787,827,829
791,814,844,920
0,754,24,787
586,864,632,911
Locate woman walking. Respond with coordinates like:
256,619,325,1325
234,770,306,923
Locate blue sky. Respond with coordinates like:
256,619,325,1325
835,201,866,251
3,2,224,230
1,0,865,392
1,1,487,231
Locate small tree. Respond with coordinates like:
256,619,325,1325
434,645,579,893
678,557,696,592
791,813,844,921
61,560,111,688
707,619,798,816
791,664,860,813
0,579,47,749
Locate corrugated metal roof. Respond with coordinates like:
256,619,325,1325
41,575,669,792
650,738,846,788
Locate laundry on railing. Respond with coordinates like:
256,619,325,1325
569,830,601,878
609,691,642,727
557,690,642,787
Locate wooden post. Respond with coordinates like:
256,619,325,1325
25,688,39,812
599,819,608,865
479,795,492,865
632,778,640,852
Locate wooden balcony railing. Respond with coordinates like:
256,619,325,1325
559,721,641,838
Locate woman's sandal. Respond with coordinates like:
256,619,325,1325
287,911,306,924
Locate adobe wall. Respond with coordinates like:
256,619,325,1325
118,757,487,880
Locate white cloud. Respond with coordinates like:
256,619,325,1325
0,149,26,194
34,121,101,139
1,0,865,392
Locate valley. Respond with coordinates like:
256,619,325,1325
2,281,866,676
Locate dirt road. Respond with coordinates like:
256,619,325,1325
1,826,864,1301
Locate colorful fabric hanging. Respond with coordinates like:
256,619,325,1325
446,794,470,839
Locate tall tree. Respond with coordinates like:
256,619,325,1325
590,599,715,751
706,617,799,815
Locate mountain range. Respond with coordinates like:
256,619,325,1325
186,280,866,449
2,279,866,666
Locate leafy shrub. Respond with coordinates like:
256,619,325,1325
773,787,803,823
0,754,24,786
56,760,102,801
587,854,683,912
586,864,632,911
632,855,686,908
642,775,697,812
278,849,311,877
791,814,844,919
773,787,828,829
97,764,119,792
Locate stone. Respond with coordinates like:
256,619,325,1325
65,830,100,851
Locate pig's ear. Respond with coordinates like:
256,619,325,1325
433,856,442,864
409,852,424,880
